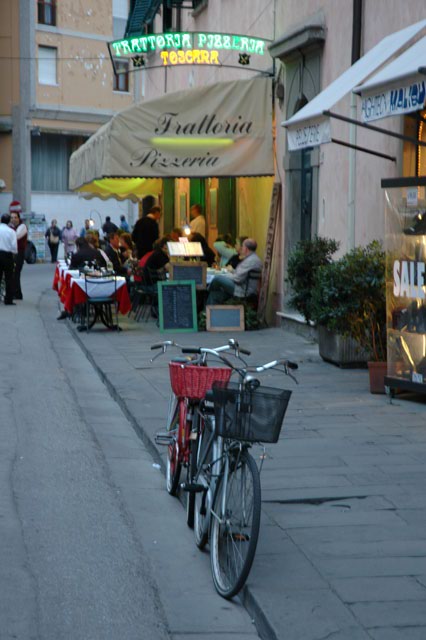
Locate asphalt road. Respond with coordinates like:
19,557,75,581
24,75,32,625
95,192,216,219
0,263,258,640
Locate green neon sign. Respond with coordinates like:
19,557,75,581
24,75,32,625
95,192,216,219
110,31,267,58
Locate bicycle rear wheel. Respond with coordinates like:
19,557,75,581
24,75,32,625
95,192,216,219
166,400,181,496
210,450,261,599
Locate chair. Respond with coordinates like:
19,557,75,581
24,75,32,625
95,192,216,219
132,267,166,322
82,273,119,331
242,269,262,309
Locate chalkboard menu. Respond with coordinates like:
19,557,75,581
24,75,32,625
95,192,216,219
169,262,207,289
206,305,244,332
158,281,198,333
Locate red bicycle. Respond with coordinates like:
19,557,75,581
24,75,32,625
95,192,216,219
151,340,248,527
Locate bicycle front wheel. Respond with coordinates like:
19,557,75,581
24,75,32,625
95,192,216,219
210,450,261,599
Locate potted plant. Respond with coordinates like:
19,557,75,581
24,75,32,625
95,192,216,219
286,236,340,324
311,241,387,384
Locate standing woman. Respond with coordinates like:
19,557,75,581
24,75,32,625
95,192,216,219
45,219,61,263
62,220,78,258
9,201,28,301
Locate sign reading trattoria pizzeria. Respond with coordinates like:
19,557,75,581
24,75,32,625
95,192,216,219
68,77,274,184
108,31,269,72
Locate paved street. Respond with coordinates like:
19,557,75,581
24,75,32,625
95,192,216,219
2,263,426,639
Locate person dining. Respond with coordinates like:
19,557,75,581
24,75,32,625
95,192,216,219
213,233,238,268
188,232,216,267
206,238,262,305
69,237,106,270
104,231,128,276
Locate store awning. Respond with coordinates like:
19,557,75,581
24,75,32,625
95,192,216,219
354,35,426,123
282,19,426,151
69,76,274,194
77,177,162,203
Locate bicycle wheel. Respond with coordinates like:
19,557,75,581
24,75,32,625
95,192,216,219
210,450,261,599
186,427,198,529
193,422,209,549
166,401,182,496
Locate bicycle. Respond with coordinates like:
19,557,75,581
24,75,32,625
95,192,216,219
180,345,297,599
151,339,249,528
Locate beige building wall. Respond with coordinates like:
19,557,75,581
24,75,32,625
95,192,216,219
274,0,426,260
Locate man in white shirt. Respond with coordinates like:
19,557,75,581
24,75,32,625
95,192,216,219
0,213,18,305
189,204,206,237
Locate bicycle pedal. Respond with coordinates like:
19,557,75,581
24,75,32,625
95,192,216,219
155,433,174,446
180,482,206,493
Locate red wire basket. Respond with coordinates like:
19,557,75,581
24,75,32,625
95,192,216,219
169,362,232,400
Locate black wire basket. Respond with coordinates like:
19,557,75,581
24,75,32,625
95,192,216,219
212,381,292,443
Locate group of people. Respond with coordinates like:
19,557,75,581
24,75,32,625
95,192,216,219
0,201,28,305
45,214,131,263
0,199,262,312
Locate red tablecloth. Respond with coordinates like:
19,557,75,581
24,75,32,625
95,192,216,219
63,279,131,315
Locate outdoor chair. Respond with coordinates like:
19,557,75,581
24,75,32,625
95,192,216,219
82,273,119,331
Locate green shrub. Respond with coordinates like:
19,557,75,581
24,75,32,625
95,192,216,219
311,240,386,361
286,236,339,323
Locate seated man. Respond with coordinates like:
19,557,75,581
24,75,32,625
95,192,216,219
69,237,107,270
105,231,128,276
206,238,262,306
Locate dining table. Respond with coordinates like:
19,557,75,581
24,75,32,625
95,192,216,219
53,262,132,328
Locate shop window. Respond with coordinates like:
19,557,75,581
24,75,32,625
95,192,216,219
38,0,56,26
402,113,426,178
417,112,426,176
31,134,84,192
113,60,129,92
38,46,57,85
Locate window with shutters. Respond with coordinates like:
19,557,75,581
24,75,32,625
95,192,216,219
38,0,56,26
113,60,130,92
38,46,57,85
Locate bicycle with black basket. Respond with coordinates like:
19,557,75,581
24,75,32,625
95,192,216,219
186,346,297,598
153,341,297,599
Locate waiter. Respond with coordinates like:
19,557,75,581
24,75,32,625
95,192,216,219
9,201,28,300
0,213,18,305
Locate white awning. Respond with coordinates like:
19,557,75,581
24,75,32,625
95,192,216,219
282,19,426,151
69,76,274,192
354,36,426,122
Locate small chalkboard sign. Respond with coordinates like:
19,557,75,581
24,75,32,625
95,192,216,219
206,305,245,332
169,262,207,289
158,280,198,333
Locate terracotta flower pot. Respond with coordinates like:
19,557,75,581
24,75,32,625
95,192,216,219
367,361,387,394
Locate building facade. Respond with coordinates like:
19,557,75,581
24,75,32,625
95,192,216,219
0,0,136,229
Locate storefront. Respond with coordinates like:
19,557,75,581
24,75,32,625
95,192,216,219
69,76,274,259
354,38,426,392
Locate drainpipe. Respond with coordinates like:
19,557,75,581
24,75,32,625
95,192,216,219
347,0,362,250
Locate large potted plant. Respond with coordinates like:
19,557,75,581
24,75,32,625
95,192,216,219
311,241,387,379
286,236,340,324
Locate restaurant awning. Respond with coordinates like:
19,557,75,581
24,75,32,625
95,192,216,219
77,177,162,203
69,76,274,195
282,19,426,151
354,35,426,123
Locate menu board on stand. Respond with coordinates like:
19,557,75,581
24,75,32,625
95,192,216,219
158,280,198,333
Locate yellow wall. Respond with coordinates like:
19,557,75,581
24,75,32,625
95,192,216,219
236,177,274,260
0,0,20,114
